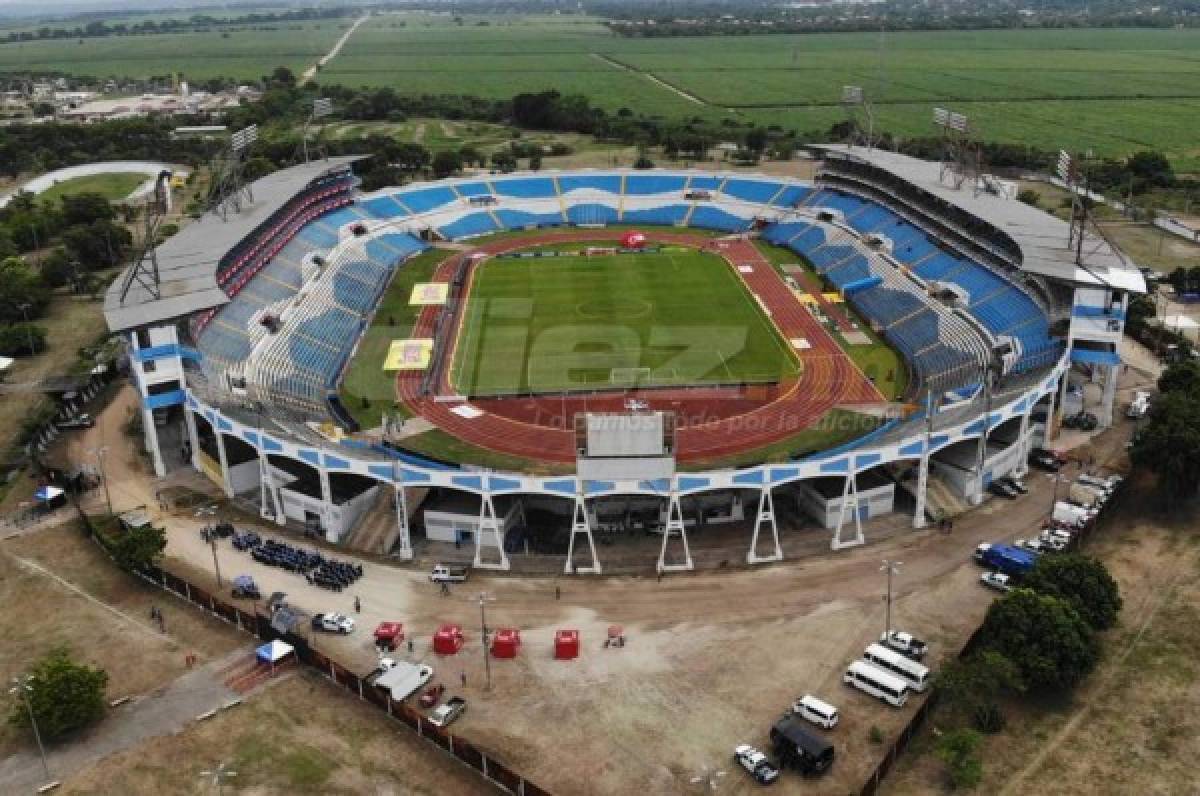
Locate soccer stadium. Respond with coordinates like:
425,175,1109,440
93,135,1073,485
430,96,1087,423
103,149,1142,574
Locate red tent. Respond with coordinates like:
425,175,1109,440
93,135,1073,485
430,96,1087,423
620,231,647,249
554,629,580,660
433,623,465,655
491,627,521,659
374,621,404,651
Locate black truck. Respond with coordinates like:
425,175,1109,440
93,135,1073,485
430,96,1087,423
770,716,835,776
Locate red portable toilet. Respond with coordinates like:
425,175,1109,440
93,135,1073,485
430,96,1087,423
620,230,647,250
554,629,580,660
491,627,521,659
432,623,465,655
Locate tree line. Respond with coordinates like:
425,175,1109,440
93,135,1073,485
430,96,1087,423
2,7,355,45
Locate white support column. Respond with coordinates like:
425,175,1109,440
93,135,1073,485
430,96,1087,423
142,405,167,478
393,484,413,561
317,465,337,542
972,429,988,506
183,409,201,471
1099,363,1119,429
473,491,510,571
657,491,693,573
912,453,930,529
746,487,783,564
258,451,277,520
1013,410,1033,478
215,432,234,498
831,472,866,550
564,494,601,574
1043,379,1059,444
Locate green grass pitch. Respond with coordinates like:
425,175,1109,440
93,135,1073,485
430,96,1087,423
449,248,800,396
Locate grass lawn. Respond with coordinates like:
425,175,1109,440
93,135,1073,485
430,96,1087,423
755,241,908,401
36,172,148,203
450,247,799,396
338,248,455,429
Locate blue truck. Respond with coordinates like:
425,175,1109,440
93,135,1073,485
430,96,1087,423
974,543,1037,577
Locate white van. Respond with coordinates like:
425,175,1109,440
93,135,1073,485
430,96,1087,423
1127,391,1150,419
1053,501,1093,527
793,694,840,729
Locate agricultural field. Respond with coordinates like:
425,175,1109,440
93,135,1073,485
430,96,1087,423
449,246,800,396
0,20,347,80
319,18,1200,168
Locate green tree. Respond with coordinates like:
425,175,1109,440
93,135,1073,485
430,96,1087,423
1126,150,1173,189
936,650,1023,733
529,152,543,171
109,523,166,571
935,728,983,790
61,219,132,270
10,647,107,740
0,256,50,322
0,323,47,356
1157,360,1200,396
1130,390,1200,500
980,589,1098,693
38,247,76,289
1016,189,1041,207
431,149,462,179
1024,554,1122,630
59,192,115,226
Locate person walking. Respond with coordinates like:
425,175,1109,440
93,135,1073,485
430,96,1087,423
460,670,467,687
554,585,561,601
354,595,361,613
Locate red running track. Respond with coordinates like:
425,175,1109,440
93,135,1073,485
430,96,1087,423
395,231,883,466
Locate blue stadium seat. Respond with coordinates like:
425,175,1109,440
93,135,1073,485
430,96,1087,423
297,224,339,250
624,174,687,195
722,178,783,204
622,205,689,225
438,212,500,240
566,203,619,225
319,207,364,230
454,182,494,198
396,186,458,214
558,174,622,195
687,175,723,191
492,177,557,199
495,208,565,229
689,205,751,233
771,184,812,207
361,195,409,220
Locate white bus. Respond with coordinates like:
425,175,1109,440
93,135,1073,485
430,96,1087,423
843,661,909,708
863,643,931,693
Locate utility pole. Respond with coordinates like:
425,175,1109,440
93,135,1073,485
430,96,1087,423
209,532,223,588
880,559,902,640
478,592,494,691
10,676,50,783
91,445,113,515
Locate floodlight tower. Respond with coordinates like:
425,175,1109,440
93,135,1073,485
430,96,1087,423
933,107,980,191
117,169,173,303
206,124,258,220
1059,149,1092,264
302,97,333,164
841,85,876,151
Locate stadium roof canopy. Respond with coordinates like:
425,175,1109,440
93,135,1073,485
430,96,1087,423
103,156,366,333
815,145,1146,294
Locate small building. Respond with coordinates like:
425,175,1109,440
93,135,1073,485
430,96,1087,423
433,623,465,655
554,629,580,660
491,627,521,659
794,471,895,529
422,490,520,544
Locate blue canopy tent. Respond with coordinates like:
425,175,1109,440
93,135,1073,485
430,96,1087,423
255,639,294,671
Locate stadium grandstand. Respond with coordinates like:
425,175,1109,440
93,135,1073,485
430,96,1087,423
103,151,1141,573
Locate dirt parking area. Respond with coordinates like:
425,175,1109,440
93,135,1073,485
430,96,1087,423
884,471,1200,795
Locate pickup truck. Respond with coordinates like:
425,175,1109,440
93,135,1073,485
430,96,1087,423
311,612,355,634
430,564,470,583
428,696,467,728
373,661,434,701
880,630,928,660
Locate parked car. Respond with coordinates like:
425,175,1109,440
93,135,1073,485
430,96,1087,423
429,696,467,728
734,744,780,785
1015,538,1046,555
55,413,94,430
418,683,446,709
879,630,928,660
981,572,1013,592
1038,532,1069,552
987,480,1019,500
792,694,840,729
1028,450,1062,472
311,612,355,634
1063,412,1098,431
429,564,470,583
1000,476,1029,494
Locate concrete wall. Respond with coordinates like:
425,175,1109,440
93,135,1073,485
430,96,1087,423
796,481,895,529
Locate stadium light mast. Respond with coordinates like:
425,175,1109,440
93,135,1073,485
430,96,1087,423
933,107,979,191
880,559,902,639
841,85,875,151
303,97,333,164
